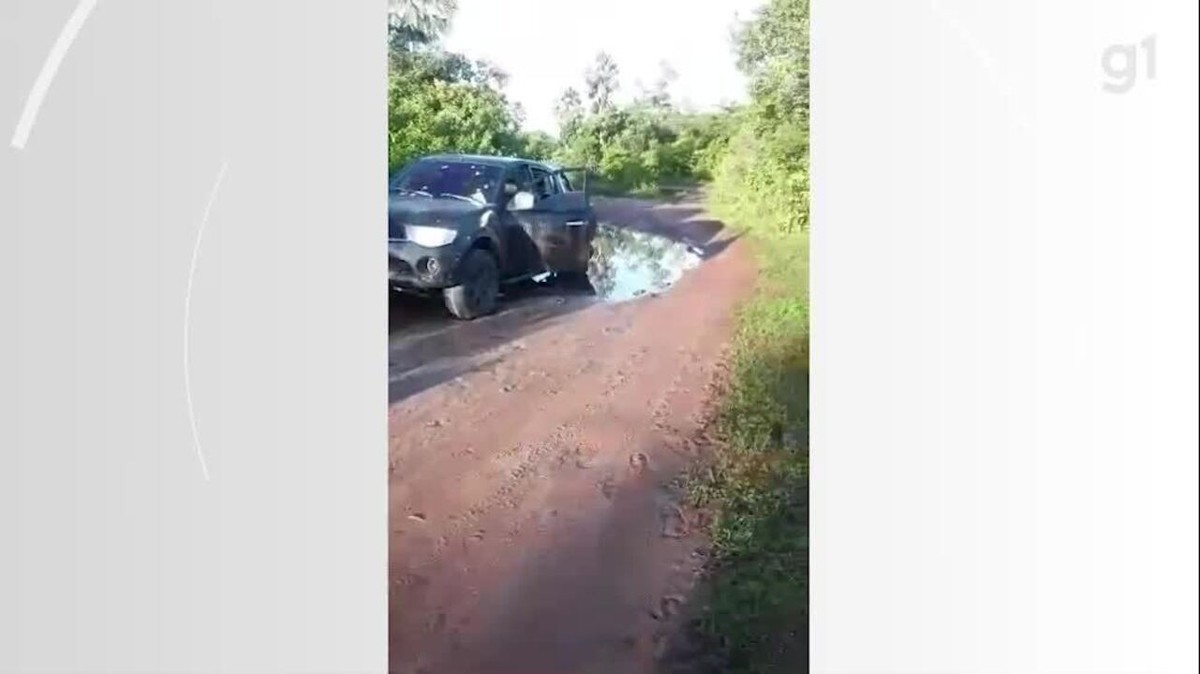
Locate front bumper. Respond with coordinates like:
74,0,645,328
388,240,464,290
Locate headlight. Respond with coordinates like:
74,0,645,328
405,225,458,248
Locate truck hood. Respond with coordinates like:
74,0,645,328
388,195,488,239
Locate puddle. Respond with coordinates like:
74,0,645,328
580,226,704,302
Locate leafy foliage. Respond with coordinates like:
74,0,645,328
388,67,522,170
735,0,809,129
709,0,810,235
387,2,525,171
387,0,457,52
515,130,559,161
546,54,736,193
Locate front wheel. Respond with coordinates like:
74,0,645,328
443,249,499,320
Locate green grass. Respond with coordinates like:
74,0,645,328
686,201,809,673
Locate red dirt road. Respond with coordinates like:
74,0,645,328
388,195,754,674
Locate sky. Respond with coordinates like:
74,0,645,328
442,0,766,135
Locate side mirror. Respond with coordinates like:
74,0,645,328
510,191,535,211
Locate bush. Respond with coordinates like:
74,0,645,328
550,106,735,194
388,47,524,172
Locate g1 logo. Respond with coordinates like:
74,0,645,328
1102,35,1157,94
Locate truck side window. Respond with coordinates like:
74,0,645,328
506,165,533,203
530,167,556,200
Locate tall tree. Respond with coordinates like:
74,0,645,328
554,87,584,137
735,0,809,129
643,60,678,111
388,0,457,52
584,52,620,115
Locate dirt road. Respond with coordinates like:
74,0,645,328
388,194,755,674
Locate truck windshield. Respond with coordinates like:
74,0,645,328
389,161,503,204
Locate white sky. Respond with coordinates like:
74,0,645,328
442,0,766,135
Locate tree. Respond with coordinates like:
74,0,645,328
388,0,457,52
707,0,811,234
547,50,738,193
584,52,620,115
554,87,584,138
387,0,527,171
640,60,678,112
515,131,559,160
388,73,522,169
734,0,809,129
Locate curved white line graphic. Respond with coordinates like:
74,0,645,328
11,0,100,150
184,162,228,481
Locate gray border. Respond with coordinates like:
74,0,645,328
3,1,386,671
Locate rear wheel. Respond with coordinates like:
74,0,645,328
443,248,500,320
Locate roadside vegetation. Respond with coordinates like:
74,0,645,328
685,2,810,672
389,0,809,670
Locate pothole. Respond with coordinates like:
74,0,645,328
535,226,704,302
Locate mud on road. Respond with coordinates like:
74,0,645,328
388,194,755,674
